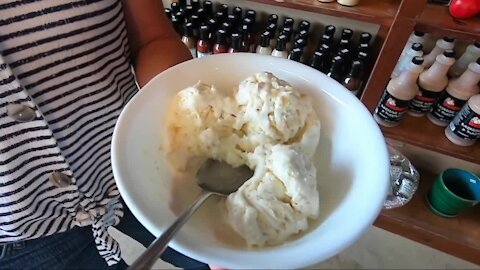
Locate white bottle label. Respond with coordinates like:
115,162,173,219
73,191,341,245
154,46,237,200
448,103,480,141
430,91,467,124
197,51,212,58
374,91,409,125
408,87,443,114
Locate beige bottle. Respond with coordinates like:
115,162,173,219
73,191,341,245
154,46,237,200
374,56,425,127
422,37,455,68
449,42,480,78
408,50,456,117
428,58,480,127
445,94,480,146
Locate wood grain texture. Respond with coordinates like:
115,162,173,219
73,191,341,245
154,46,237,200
375,169,480,265
246,0,400,26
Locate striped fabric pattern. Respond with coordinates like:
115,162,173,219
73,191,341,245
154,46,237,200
0,0,138,265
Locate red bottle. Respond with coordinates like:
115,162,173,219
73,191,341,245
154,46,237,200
196,25,212,58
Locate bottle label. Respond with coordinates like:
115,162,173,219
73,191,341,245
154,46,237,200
374,91,409,124
448,103,480,140
190,48,197,58
197,51,212,58
408,88,442,114
429,91,466,124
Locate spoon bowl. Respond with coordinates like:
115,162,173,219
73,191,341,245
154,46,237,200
128,159,253,269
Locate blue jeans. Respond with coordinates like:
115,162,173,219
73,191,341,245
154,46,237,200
0,200,209,270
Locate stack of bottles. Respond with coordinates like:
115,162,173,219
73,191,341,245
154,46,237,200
164,0,374,97
374,31,480,147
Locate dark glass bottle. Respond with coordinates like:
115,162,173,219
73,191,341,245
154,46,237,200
293,38,306,50
342,60,364,96
213,29,229,54
207,18,217,38
190,14,200,39
256,31,272,55
310,51,328,73
228,14,238,29
215,11,225,24
338,38,351,52
295,29,309,42
327,55,344,82
246,9,256,23
283,17,294,29
268,14,279,26
272,34,288,58
358,42,369,54
288,47,303,62
196,8,206,23
229,32,242,53
240,24,253,52
171,16,183,36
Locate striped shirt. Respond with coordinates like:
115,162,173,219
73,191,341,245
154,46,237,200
0,0,138,265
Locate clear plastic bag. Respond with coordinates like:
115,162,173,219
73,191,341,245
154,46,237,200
384,146,420,209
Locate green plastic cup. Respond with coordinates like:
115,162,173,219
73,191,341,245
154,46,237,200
427,168,480,218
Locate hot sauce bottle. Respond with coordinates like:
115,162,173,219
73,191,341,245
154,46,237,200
197,25,212,58
213,29,229,54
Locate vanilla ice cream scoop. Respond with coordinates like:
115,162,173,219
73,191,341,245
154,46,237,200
235,72,314,148
225,145,319,247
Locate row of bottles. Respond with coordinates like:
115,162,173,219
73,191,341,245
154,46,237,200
374,51,480,146
166,0,373,97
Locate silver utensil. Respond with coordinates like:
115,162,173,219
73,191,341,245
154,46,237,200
129,159,253,269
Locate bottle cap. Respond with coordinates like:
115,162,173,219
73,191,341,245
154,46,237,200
349,60,363,78
216,29,226,44
203,1,213,14
299,20,311,32
342,28,353,40
358,43,369,53
191,0,200,10
246,9,256,21
414,30,425,37
171,2,180,13
338,48,350,58
233,7,243,18
268,14,279,25
164,8,172,20
185,5,194,17
443,36,454,42
412,43,423,51
231,32,242,50
359,32,372,44
324,25,336,37
294,38,306,49
184,22,194,37
311,51,326,70
412,56,424,65
283,17,294,28
199,25,210,40
443,49,455,58
289,47,302,61
222,22,232,35
260,31,271,47
276,35,287,51
219,4,228,14
297,30,308,40
281,27,292,42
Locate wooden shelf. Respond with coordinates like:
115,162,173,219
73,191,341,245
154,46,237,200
381,114,480,165
375,169,480,265
416,4,480,41
247,0,400,26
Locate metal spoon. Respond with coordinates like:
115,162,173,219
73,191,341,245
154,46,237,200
129,159,254,269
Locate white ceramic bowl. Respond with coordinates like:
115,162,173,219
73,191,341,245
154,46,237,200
111,53,389,269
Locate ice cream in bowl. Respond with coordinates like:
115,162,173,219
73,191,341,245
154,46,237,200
111,53,389,269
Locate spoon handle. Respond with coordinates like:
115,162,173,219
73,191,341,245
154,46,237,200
128,191,214,270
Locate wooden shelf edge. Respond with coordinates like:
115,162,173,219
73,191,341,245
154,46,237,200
380,114,480,165
416,4,480,41
373,169,480,266
246,0,398,26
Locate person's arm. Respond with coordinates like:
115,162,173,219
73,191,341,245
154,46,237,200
122,0,192,87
